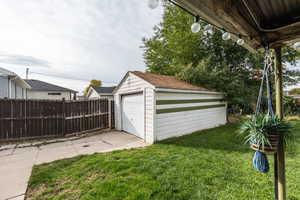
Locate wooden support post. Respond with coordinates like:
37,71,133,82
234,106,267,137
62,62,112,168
274,46,286,200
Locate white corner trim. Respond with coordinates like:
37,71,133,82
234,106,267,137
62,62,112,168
153,88,157,143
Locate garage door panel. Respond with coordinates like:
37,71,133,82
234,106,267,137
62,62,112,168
122,94,144,139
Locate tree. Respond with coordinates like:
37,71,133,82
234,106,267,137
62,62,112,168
84,80,102,96
142,2,300,113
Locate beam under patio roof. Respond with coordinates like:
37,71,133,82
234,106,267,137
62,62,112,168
175,0,300,50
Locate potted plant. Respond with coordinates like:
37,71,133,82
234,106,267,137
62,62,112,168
239,114,294,154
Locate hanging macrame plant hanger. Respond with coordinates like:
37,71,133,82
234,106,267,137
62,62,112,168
250,46,281,174
250,47,280,155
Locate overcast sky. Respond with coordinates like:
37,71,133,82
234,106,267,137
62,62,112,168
0,0,163,94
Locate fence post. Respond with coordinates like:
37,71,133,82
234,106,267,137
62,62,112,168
62,98,66,136
10,99,13,140
108,100,112,129
24,99,27,139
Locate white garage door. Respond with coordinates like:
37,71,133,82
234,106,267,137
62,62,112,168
121,93,144,139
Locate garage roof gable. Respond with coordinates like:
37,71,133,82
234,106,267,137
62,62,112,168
130,71,212,92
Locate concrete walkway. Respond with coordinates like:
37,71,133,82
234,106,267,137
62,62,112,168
0,131,148,200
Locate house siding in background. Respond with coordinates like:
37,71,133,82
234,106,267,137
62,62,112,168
87,86,116,100
27,91,72,100
0,76,27,99
0,77,9,98
25,79,77,100
88,89,101,99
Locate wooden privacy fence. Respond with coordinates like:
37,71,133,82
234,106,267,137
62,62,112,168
0,98,115,141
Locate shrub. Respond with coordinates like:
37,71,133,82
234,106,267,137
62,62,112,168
284,96,300,115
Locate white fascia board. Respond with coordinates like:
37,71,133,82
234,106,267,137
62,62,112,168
11,76,31,89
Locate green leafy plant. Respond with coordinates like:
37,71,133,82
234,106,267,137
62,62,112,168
239,114,294,149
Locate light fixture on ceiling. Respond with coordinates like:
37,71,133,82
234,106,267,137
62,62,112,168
148,0,159,9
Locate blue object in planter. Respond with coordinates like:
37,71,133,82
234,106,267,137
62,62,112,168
253,150,269,173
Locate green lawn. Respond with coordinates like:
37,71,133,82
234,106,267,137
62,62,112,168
27,119,300,200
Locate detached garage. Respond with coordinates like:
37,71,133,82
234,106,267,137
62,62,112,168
114,71,227,144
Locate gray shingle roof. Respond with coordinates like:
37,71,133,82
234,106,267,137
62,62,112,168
0,67,17,76
92,86,116,94
25,79,77,93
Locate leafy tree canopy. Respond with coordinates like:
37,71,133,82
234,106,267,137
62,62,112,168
142,2,300,112
84,80,102,96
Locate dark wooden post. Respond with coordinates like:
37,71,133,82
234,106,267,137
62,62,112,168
108,100,112,129
62,98,66,136
274,46,286,200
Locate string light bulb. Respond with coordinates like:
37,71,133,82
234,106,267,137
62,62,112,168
148,0,159,9
191,16,201,33
147,0,252,47
294,42,300,50
222,31,231,40
237,37,245,45
203,24,213,36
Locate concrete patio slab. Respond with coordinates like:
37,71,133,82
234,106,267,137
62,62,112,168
71,134,104,144
0,148,14,157
0,152,37,200
35,145,78,165
0,131,148,200
8,195,25,200
73,140,113,155
13,147,38,155
38,140,73,150
101,131,140,146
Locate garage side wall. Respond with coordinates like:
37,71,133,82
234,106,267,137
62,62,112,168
154,91,227,141
114,73,155,143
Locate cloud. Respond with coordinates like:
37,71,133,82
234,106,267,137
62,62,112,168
0,54,51,67
0,0,163,92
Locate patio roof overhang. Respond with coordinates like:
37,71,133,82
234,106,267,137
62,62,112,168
174,0,300,51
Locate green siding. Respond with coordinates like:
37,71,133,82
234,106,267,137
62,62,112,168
156,104,226,114
156,99,224,105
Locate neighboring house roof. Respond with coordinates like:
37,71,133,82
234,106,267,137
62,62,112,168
25,79,77,93
0,67,17,76
0,67,31,89
130,71,211,91
91,86,116,95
